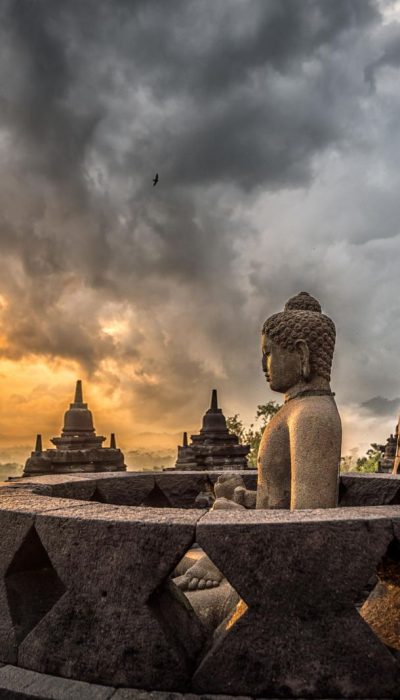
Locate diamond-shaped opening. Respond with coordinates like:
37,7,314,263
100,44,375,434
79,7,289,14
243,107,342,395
149,541,248,663
140,483,172,508
5,526,66,644
359,538,400,655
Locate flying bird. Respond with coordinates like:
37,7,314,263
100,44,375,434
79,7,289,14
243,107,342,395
152,173,159,186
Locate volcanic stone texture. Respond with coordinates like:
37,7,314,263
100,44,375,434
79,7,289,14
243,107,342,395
1,474,400,697
192,506,400,698
22,471,222,509
0,664,114,699
0,487,95,665
339,473,400,506
13,502,206,691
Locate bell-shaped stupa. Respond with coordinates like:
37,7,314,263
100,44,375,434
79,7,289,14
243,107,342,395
174,389,250,471
51,380,104,451
23,380,126,475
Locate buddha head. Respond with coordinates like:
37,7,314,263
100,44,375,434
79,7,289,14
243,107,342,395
261,292,336,393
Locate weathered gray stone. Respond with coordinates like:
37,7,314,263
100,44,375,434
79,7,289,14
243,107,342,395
112,691,251,700
11,474,102,502
88,473,156,505
360,520,400,650
17,504,206,690
0,511,35,664
0,490,94,515
339,473,400,506
0,665,114,698
17,471,260,507
0,490,103,664
112,692,184,700
193,508,400,698
155,473,213,508
44,480,100,501
259,292,341,509
3,473,400,697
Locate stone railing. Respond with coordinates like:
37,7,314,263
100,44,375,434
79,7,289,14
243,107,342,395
0,470,400,698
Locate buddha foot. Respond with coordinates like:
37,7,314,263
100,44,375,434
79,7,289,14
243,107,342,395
213,474,256,509
173,554,224,591
212,496,246,510
214,473,246,500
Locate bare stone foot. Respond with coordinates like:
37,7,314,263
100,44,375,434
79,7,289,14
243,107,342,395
212,496,246,510
213,474,256,509
173,554,224,591
214,473,245,500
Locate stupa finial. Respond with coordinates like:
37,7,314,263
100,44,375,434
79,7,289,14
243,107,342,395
210,389,218,412
74,380,83,404
110,433,116,449
183,431,188,447
35,434,42,452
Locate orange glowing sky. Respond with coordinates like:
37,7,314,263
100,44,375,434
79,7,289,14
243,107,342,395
1,0,400,469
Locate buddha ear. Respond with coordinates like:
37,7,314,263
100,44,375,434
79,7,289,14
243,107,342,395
295,339,311,381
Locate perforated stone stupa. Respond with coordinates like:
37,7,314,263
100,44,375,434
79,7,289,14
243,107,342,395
174,389,250,471
23,380,126,476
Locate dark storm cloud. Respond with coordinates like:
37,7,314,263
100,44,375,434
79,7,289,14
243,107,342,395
0,0,100,194
0,0,393,433
361,396,400,416
365,31,400,89
1,0,378,190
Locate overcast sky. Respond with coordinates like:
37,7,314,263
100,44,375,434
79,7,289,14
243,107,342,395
1,0,400,463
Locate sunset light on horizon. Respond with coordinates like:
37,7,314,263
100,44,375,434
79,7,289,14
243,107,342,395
0,0,400,472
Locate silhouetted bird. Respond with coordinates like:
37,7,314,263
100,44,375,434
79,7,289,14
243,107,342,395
153,173,159,186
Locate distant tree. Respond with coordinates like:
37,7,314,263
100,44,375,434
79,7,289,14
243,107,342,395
226,414,245,443
227,402,281,468
340,455,356,473
340,443,383,473
354,443,383,473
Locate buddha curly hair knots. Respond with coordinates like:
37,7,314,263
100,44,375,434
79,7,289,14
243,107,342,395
262,292,335,381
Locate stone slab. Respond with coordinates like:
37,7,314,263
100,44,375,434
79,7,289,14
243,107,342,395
40,479,99,501
0,664,114,698
193,507,400,697
0,506,65,663
155,473,214,508
0,490,103,515
90,473,155,505
0,665,388,698
17,503,206,690
112,691,251,699
339,473,400,506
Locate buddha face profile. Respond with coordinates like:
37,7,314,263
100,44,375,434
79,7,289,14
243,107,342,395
261,335,310,393
261,291,336,394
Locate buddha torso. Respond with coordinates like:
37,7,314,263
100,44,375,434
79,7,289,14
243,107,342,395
257,393,341,510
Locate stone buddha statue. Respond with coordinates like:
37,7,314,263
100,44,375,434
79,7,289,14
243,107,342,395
256,290,341,509
175,292,341,592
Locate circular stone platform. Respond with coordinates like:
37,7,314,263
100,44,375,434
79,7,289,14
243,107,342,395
0,470,399,698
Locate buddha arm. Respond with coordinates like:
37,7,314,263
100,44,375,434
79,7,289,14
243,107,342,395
288,401,341,510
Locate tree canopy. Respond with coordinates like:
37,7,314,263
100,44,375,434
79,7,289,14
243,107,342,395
227,401,281,468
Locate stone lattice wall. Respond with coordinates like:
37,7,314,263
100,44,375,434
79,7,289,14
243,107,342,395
0,471,399,697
